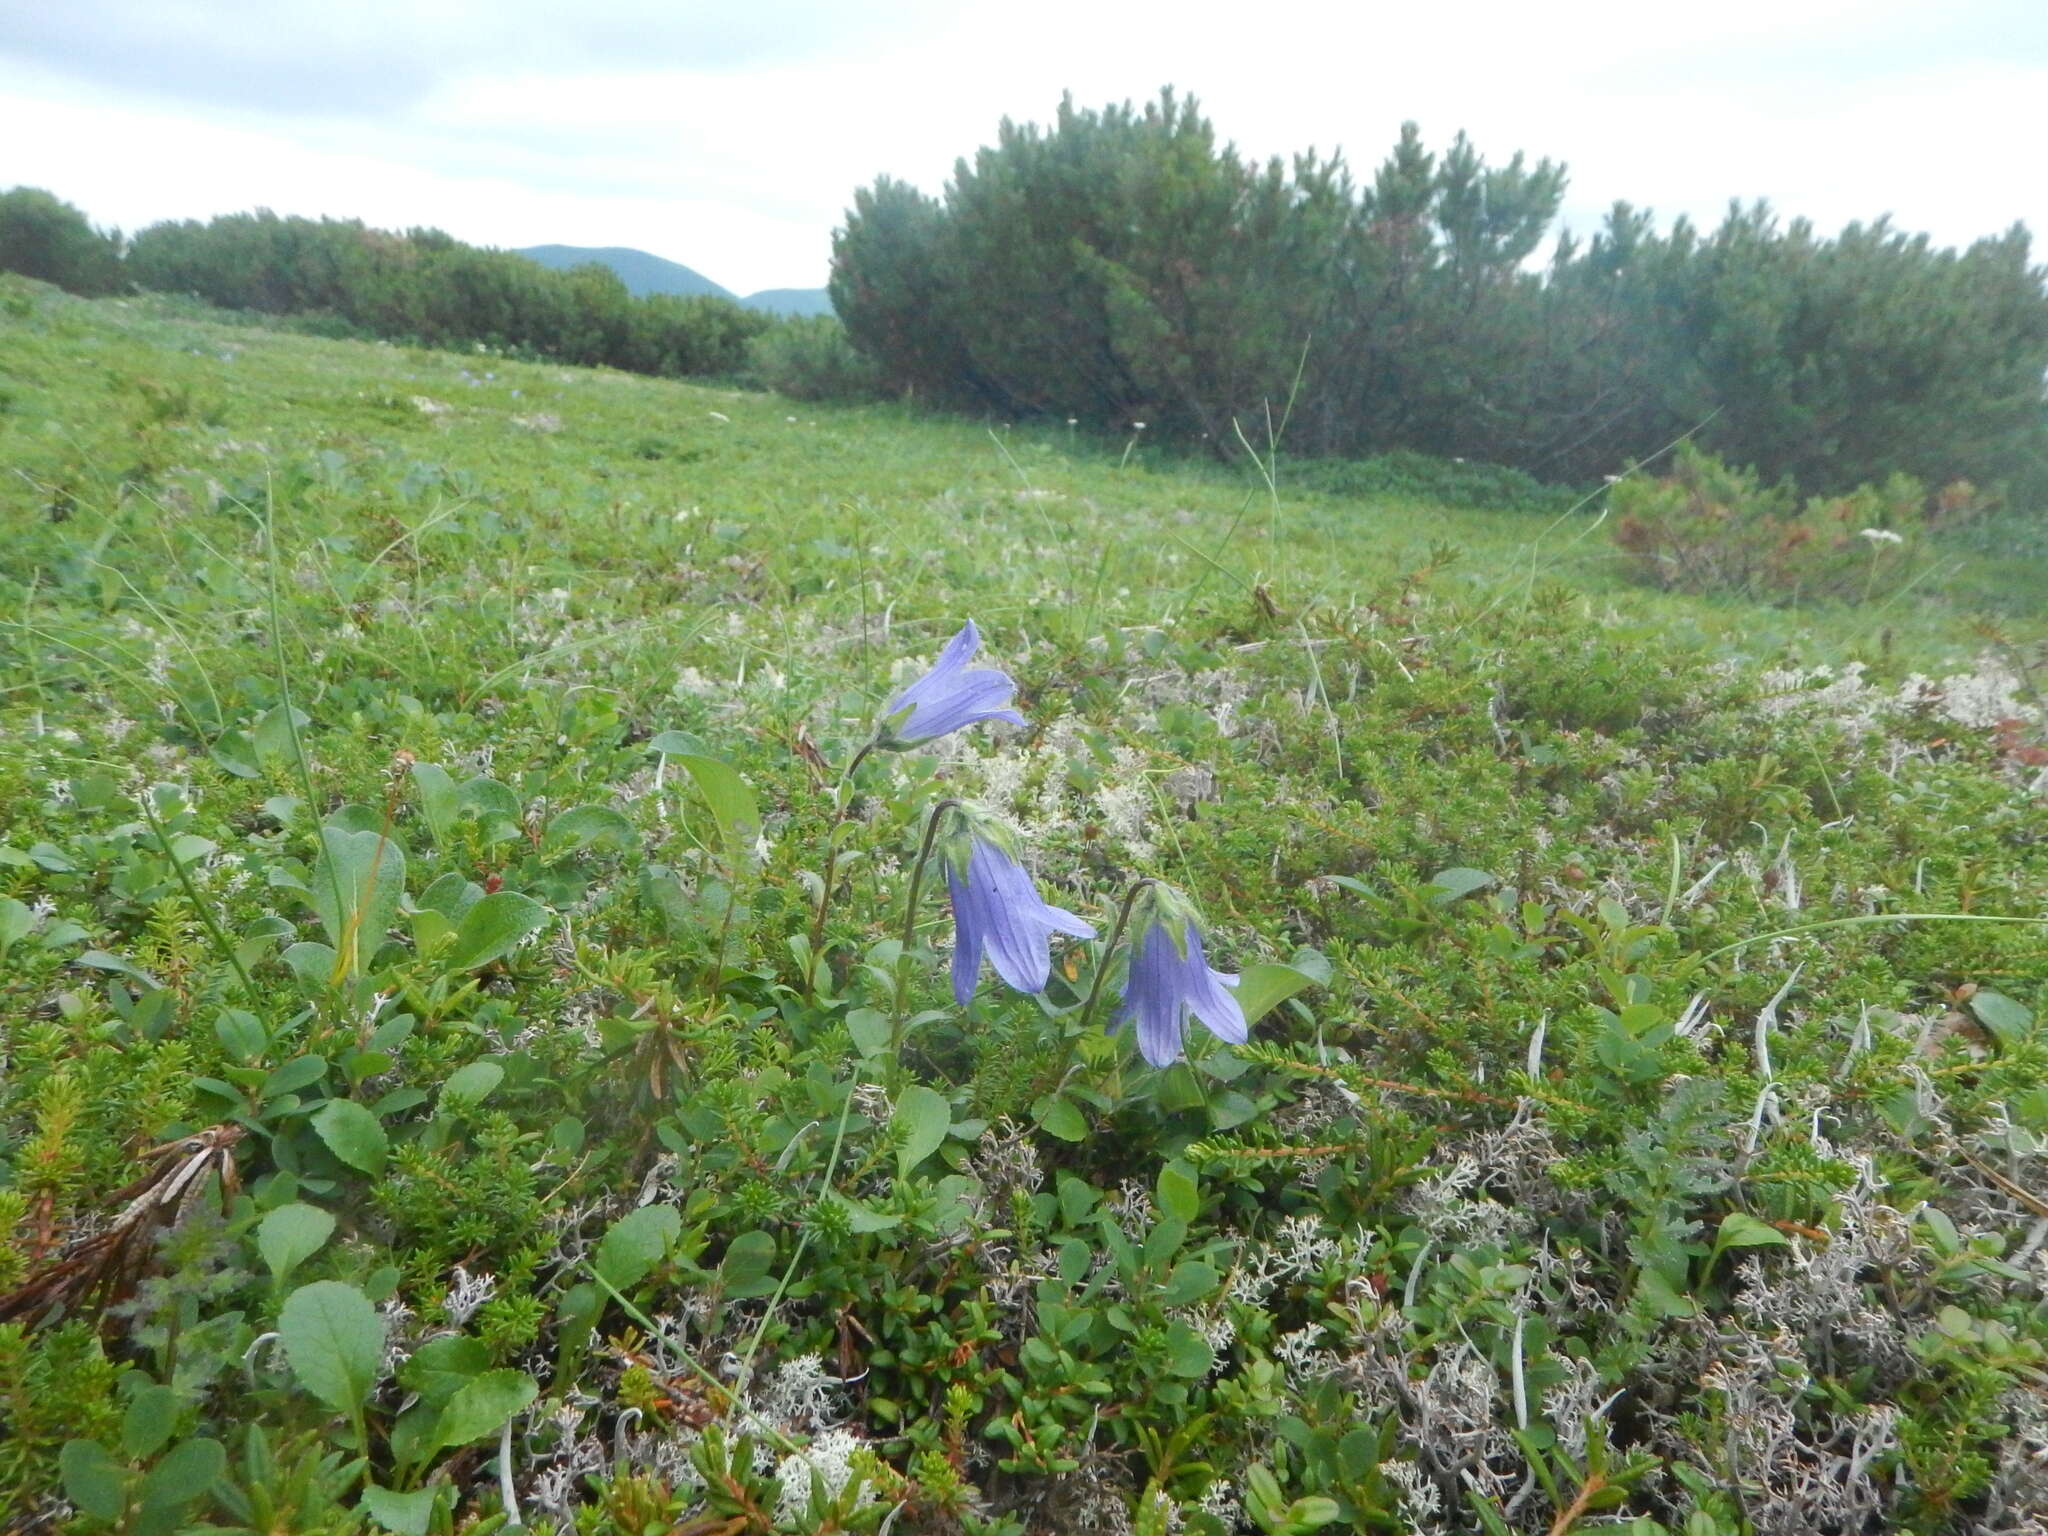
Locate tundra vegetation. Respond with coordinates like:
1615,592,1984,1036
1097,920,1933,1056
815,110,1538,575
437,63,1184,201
0,237,2045,1535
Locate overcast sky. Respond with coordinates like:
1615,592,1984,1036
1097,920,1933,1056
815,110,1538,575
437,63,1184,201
3,0,2044,294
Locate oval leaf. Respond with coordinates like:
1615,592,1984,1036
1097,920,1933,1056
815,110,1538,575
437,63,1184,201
544,804,636,855
1233,961,1322,1027
312,1098,388,1175
257,1202,337,1282
362,1484,442,1536
594,1204,683,1292
432,1368,537,1451
439,1060,505,1106
278,1280,385,1412
672,753,760,872
310,826,406,979
445,891,550,971
892,1083,951,1177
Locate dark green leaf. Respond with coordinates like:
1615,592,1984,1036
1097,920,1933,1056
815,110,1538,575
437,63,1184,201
311,1099,388,1175
59,1440,128,1520
892,1083,951,1176
278,1280,385,1412
432,1368,537,1450
257,1202,337,1282
444,891,549,971
594,1204,682,1292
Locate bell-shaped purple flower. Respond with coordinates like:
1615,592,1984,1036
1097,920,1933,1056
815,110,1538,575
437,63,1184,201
943,816,1095,1006
880,620,1025,747
1116,892,1245,1068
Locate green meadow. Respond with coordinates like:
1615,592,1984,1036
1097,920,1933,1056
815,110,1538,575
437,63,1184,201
1,278,2044,1534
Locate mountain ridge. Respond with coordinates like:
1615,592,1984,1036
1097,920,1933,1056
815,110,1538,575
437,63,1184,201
513,244,829,318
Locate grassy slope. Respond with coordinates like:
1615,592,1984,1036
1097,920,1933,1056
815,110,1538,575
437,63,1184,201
0,280,2045,1533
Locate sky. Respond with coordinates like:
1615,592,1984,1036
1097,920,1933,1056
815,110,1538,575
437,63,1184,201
3,0,2045,295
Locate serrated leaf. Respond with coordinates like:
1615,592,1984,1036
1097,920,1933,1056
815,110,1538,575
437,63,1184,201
892,1083,951,1177
312,1098,388,1175
444,890,549,971
594,1204,682,1292
258,1202,337,1282
279,1280,385,1412
431,1369,537,1451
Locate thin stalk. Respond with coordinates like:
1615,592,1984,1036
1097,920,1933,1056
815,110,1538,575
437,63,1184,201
1076,878,1154,1036
805,736,880,994
265,485,347,943
584,1265,802,1456
888,799,958,1085
137,788,257,997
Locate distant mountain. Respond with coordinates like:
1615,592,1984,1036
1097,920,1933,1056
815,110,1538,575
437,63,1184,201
743,287,834,318
513,246,832,319
514,244,735,302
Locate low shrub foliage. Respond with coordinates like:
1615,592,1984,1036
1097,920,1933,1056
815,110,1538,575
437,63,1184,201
0,284,2044,1535
833,92,2048,500
1611,444,1988,602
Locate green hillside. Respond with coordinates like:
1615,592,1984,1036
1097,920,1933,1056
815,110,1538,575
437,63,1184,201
515,241,737,301
0,279,2043,1534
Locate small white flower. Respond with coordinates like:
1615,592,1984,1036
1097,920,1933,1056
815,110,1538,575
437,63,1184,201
1132,420,1147,430
1858,527,1905,546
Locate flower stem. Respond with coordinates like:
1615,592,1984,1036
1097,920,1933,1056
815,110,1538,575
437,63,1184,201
888,799,958,1087
805,735,879,998
138,786,257,997
1076,878,1153,1036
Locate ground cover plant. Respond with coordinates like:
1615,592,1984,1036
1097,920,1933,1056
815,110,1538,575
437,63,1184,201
1,276,2046,1535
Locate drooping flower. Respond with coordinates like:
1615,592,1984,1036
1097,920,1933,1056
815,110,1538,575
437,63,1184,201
940,808,1094,1006
880,620,1024,747
1116,886,1245,1067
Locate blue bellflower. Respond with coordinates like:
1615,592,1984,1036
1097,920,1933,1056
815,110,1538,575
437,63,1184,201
881,620,1025,747
1117,891,1245,1067
943,815,1095,1006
